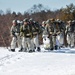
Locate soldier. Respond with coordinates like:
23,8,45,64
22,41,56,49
72,20,75,47
56,19,66,48
46,19,54,50
29,18,41,52
17,20,23,52
20,18,33,52
65,20,75,47
42,21,50,50
46,19,60,50
10,20,22,52
71,20,75,48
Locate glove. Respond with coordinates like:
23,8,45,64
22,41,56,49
11,32,17,37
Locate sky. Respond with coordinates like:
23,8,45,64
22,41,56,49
0,0,75,13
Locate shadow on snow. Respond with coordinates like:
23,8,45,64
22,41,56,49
43,47,75,54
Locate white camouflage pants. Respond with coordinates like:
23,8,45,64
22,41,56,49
57,32,64,47
67,33,74,47
31,35,40,50
11,36,22,50
22,37,32,51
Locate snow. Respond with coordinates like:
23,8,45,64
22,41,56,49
0,47,75,75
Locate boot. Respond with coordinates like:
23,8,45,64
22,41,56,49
23,48,27,52
33,50,35,52
24,49,27,52
34,44,36,49
11,49,15,52
37,47,41,52
54,45,58,50
19,47,23,52
50,48,53,50
29,50,33,53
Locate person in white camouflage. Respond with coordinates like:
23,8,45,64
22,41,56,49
10,20,22,52
20,18,33,52
29,19,41,52
56,19,66,48
46,19,61,50
42,21,50,50
66,20,75,48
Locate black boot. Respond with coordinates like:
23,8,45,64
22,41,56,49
19,49,22,52
23,48,27,52
33,50,35,52
19,47,23,52
29,50,33,53
11,49,15,52
54,45,58,50
37,47,41,52
50,48,53,50
34,44,36,49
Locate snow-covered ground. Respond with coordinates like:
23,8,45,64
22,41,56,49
0,47,75,75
